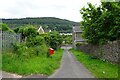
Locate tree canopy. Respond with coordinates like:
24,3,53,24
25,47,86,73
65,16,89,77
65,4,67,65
0,23,14,32
80,2,120,45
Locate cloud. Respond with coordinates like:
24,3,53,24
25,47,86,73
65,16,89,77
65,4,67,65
0,0,101,22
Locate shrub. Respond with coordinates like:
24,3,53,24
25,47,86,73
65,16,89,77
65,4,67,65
26,36,45,47
13,42,49,57
36,44,49,56
45,31,63,50
17,25,38,41
13,42,27,56
76,42,83,46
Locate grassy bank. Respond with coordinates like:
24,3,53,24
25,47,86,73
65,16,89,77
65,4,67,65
70,49,119,78
2,49,63,76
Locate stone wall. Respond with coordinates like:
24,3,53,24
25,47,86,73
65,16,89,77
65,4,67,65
76,41,120,63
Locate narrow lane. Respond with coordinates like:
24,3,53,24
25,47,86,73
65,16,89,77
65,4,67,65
49,46,94,78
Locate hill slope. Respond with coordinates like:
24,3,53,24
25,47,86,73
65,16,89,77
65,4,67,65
2,17,80,33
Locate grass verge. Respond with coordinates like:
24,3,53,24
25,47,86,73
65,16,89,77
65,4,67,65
70,49,119,78
2,49,63,76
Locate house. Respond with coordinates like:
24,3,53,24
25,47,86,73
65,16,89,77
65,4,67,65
72,26,85,49
37,26,45,33
38,26,52,33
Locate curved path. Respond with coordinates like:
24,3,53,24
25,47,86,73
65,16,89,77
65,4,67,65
49,46,95,78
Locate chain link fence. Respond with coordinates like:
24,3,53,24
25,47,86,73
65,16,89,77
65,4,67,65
0,31,21,53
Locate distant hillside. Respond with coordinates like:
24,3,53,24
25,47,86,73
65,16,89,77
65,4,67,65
2,17,80,33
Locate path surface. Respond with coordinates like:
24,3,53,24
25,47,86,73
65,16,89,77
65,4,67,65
1,71,22,78
49,46,94,78
1,71,47,78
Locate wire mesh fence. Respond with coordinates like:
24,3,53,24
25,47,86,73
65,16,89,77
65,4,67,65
0,31,21,53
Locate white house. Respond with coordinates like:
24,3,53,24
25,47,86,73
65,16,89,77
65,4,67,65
37,26,44,33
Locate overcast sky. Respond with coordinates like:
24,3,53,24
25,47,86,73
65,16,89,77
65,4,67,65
0,0,101,22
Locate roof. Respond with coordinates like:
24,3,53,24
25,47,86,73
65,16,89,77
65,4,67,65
73,26,83,32
38,26,44,33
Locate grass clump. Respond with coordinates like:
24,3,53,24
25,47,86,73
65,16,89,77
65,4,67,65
2,49,63,76
70,49,119,78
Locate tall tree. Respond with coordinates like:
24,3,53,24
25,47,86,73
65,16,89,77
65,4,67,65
80,2,120,45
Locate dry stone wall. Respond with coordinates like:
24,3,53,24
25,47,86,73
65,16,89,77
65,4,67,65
76,41,120,63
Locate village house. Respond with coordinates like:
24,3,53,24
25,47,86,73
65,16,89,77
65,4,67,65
37,26,51,33
37,26,45,33
72,26,85,49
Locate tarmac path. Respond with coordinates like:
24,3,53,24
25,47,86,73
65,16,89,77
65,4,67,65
49,46,94,78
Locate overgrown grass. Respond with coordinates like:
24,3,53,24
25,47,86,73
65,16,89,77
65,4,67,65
70,49,119,78
2,49,63,76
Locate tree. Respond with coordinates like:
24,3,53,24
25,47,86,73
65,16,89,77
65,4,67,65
17,25,38,41
80,2,120,45
101,2,120,41
45,31,63,50
0,23,14,32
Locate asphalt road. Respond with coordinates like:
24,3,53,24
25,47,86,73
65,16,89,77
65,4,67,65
49,46,95,78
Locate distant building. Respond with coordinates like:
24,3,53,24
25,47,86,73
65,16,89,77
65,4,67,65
38,26,52,33
60,33,72,35
72,26,85,49
38,26,44,33
44,29,52,33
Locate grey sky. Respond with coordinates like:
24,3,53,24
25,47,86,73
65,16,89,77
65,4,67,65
0,0,101,22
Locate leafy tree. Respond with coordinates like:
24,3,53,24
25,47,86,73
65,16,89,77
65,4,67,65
17,25,38,41
0,23,14,32
63,35,72,44
101,2,120,41
45,31,63,50
80,2,120,45
13,25,49,57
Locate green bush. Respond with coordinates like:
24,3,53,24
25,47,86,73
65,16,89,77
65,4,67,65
17,25,38,41
76,42,83,46
35,44,49,56
26,36,45,47
13,42,49,58
13,42,27,56
12,25,50,58
63,35,72,44
45,31,63,50
26,44,49,57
